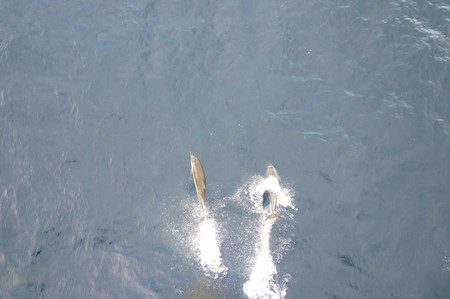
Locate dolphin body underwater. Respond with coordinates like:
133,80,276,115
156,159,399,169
263,164,282,221
189,152,208,222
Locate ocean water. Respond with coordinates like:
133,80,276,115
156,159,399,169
0,0,449,298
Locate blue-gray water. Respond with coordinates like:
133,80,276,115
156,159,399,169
1,0,449,298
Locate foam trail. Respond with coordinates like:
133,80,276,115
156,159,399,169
242,175,295,299
195,217,227,278
243,220,286,299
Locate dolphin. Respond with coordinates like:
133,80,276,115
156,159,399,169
190,152,208,221
264,164,281,221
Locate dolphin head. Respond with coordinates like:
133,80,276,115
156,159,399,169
265,163,280,181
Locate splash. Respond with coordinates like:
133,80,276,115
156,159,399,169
240,175,296,299
243,221,287,299
443,253,450,271
168,196,227,279
194,217,227,278
251,176,296,212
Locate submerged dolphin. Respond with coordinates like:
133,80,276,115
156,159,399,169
190,152,208,221
264,164,281,221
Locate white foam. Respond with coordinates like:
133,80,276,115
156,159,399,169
195,218,227,278
169,197,227,279
252,176,296,211
444,254,450,271
243,221,287,299
241,175,295,299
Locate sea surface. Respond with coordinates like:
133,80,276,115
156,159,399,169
1,0,449,298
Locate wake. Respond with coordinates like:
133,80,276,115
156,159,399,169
195,217,227,278
243,220,284,298
240,175,296,299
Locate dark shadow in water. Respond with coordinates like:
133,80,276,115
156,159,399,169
262,190,270,208
338,255,362,272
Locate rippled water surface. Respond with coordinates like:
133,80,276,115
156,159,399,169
1,0,449,298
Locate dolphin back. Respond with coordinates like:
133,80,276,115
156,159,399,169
263,163,281,221
190,153,206,204
267,190,278,214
